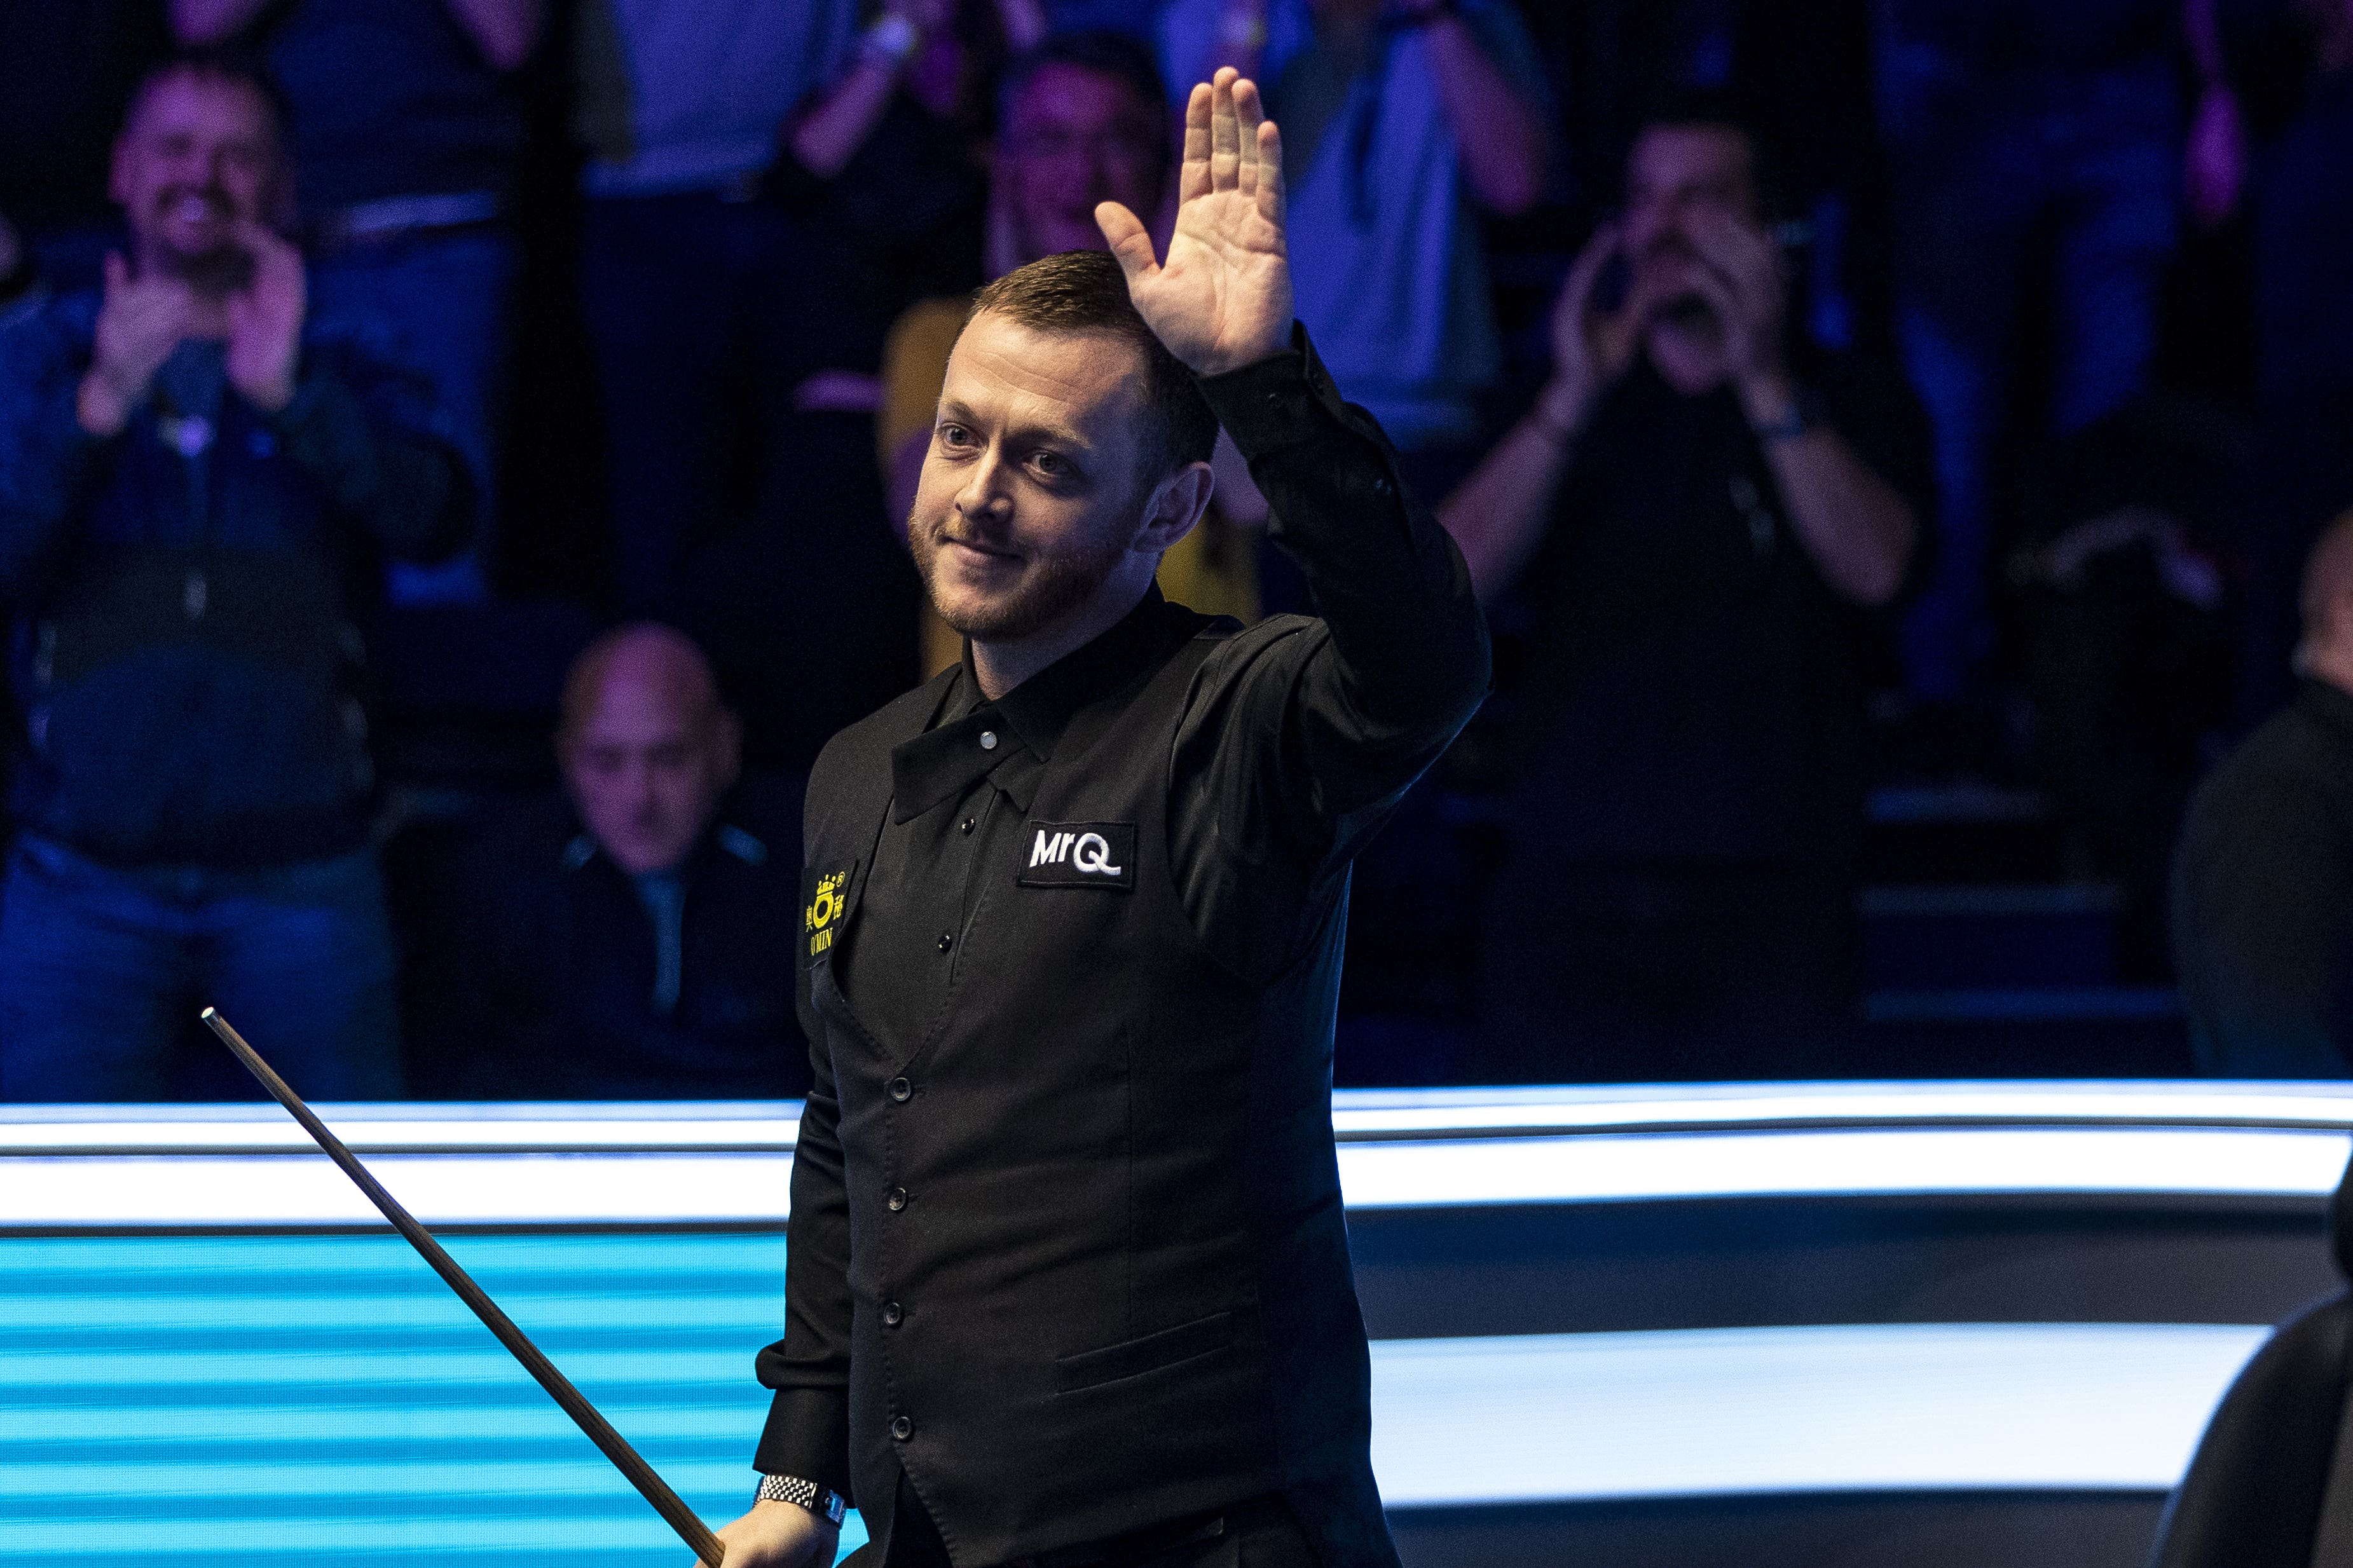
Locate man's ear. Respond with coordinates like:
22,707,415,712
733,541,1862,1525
1135,460,1216,555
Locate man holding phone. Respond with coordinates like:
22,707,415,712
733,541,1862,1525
1443,91,1932,1085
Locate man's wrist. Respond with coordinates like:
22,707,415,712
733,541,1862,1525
1738,369,1800,430
755,1472,847,1526
1532,377,1589,444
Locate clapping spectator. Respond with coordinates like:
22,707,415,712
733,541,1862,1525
171,0,545,604
0,51,470,1101
1443,100,1929,1082
412,625,807,1100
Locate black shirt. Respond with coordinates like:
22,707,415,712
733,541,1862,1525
1502,353,1931,868
2172,679,2353,1077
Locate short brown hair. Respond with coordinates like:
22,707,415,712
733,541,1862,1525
967,250,1219,482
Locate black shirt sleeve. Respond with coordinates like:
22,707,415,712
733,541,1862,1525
1170,325,1492,979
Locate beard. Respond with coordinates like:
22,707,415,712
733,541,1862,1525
910,509,1132,643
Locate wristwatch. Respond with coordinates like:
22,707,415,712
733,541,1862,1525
757,1472,849,1525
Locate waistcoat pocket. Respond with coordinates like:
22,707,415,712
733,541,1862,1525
1053,1309,1234,1393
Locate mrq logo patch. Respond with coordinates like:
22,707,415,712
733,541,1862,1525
1017,821,1136,891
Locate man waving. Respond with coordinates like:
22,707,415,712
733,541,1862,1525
717,69,1488,1568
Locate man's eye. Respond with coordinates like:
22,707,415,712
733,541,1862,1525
938,425,972,447
1032,451,1068,477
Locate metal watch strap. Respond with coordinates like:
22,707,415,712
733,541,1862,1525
756,1472,848,1525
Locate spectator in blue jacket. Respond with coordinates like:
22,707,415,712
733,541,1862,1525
0,50,470,1103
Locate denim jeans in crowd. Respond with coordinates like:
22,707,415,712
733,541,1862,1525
0,835,402,1103
1879,56,2183,700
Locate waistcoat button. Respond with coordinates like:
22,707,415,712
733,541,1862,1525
891,1416,914,1441
979,730,999,750
959,817,975,835
936,932,954,953
882,1300,903,1326
886,1187,909,1211
888,1077,912,1103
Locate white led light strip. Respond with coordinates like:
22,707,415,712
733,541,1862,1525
1366,1322,2269,1504
0,1123,2343,1226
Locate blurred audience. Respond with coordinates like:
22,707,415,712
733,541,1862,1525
1163,0,1552,513
2173,509,2353,1077
0,2,174,299
8,4,2353,1099
2011,399,2237,978
1877,0,2184,704
172,0,543,604
1443,100,1929,1082
2200,0,2353,725
0,52,470,1101
877,30,1261,676
571,0,861,613
411,624,808,1099
782,0,1045,376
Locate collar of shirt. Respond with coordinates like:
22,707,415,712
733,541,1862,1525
888,586,1178,823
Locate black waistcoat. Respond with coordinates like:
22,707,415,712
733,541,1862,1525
795,613,1396,1568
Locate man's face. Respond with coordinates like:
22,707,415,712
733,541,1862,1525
910,311,1158,641
562,679,740,877
998,64,1167,263
110,71,282,283
1622,125,1759,338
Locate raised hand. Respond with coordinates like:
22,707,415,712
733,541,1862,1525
1095,67,1291,377
224,219,306,414
1679,205,1788,393
78,251,196,438
1541,220,1654,436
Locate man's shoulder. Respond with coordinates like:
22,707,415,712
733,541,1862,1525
2186,695,2353,847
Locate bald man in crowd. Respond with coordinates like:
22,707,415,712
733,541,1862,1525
2174,510,2353,1076
410,624,809,1098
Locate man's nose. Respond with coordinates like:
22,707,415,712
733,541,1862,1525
954,449,1014,524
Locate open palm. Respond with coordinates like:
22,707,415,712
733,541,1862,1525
1096,69,1292,377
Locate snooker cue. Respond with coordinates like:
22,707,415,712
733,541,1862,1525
201,1007,728,1567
